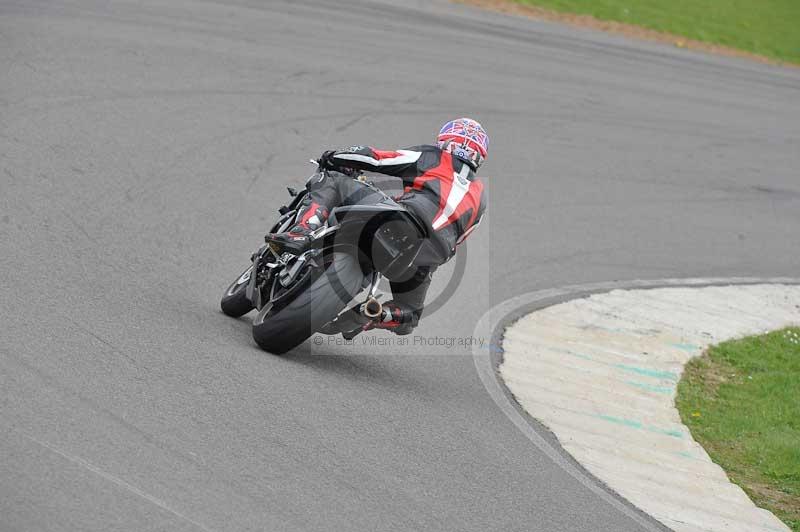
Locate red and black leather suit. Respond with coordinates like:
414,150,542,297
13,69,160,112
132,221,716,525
295,144,486,334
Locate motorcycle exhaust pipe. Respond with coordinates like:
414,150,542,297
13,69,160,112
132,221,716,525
362,297,383,319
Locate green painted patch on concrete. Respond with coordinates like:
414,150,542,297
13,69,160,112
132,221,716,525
615,364,678,381
595,413,684,438
671,342,701,352
647,426,684,438
565,349,594,361
595,414,643,429
626,380,675,395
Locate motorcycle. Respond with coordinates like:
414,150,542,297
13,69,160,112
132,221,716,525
220,165,428,354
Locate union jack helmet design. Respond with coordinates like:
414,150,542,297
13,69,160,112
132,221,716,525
437,117,488,169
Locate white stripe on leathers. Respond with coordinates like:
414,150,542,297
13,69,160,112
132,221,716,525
432,163,471,230
335,149,421,167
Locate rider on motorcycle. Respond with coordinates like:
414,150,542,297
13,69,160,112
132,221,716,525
266,118,488,335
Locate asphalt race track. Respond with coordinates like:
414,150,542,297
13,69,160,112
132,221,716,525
1,1,799,531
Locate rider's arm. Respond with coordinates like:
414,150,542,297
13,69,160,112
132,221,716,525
325,146,422,178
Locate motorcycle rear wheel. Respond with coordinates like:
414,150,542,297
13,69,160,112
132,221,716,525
252,252,365,354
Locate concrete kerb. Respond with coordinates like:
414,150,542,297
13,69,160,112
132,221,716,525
472,277,800,532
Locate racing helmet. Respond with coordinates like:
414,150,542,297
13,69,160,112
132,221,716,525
436,117,488,169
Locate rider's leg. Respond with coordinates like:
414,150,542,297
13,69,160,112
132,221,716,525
266,172,378,254
286,173,342,231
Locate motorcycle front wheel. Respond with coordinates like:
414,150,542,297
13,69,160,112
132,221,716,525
220,265,255,317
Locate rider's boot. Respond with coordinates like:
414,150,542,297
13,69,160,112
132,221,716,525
360,301,417,336
265,201,329,255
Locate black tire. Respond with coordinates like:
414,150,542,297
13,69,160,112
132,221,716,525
220,265,255,317
252,252,365,354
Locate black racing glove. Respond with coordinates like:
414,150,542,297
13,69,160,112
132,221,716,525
317,150,338,170
318,150,358,177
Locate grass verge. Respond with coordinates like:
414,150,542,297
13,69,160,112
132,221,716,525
676,327,800,531
490,0,800,65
